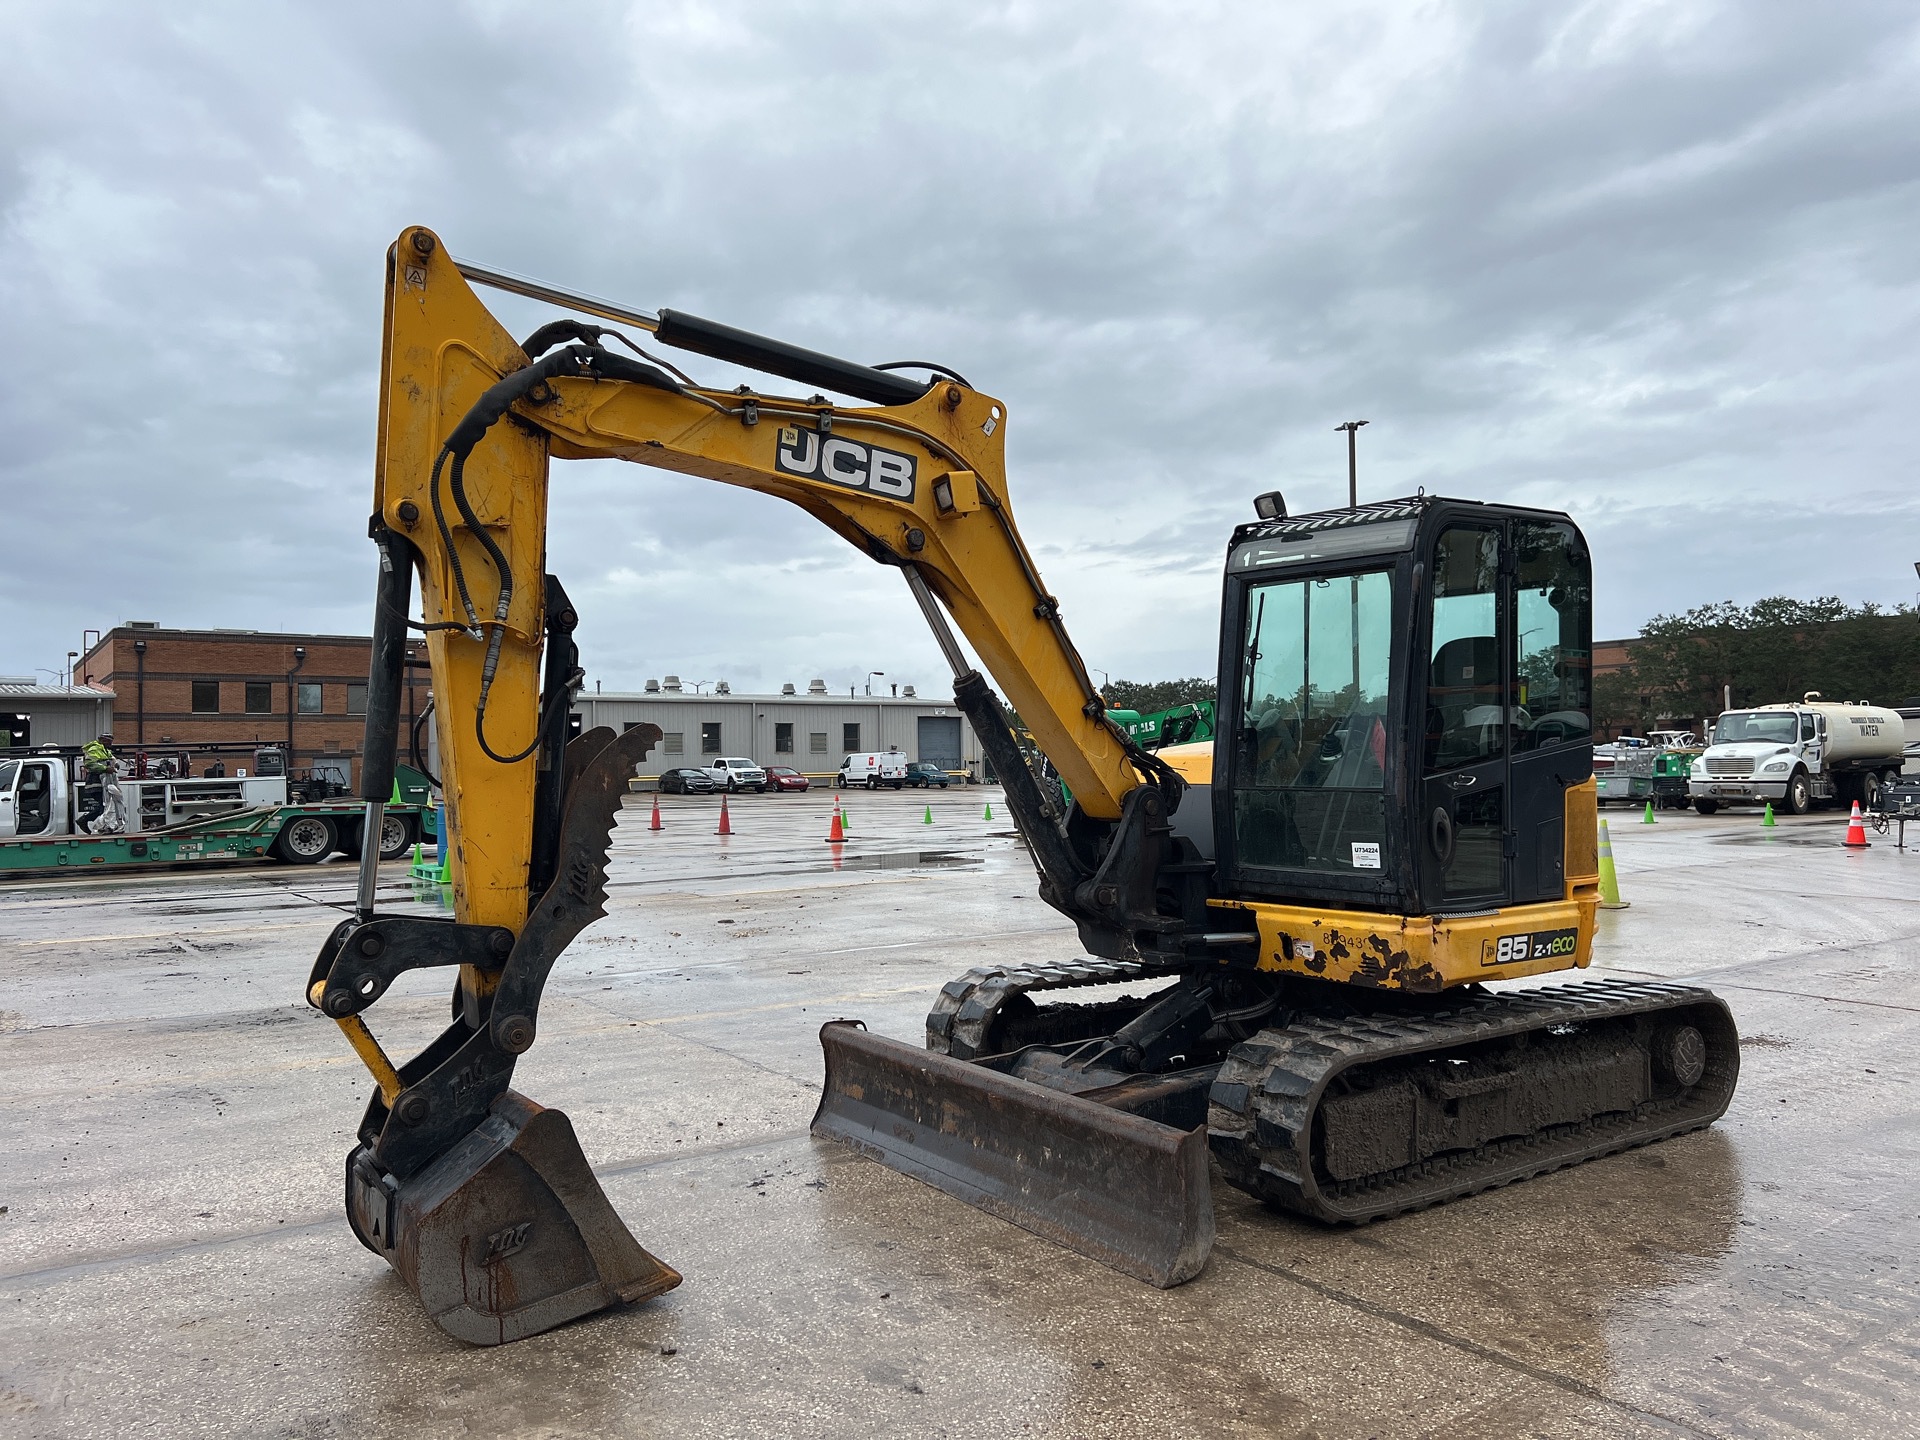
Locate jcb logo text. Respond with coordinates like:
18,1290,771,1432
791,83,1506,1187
775,427,916,500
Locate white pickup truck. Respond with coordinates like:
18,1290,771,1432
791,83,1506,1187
702,756,767,793
1689,693,1904,815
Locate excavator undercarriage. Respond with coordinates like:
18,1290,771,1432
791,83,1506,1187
816,964,1737,1283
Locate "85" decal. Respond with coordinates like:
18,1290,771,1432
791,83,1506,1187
1482,927,1579,966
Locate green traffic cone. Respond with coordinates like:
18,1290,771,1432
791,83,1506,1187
1762,802,1776,827
1597,817,1629,909
923,804,934,825
1642,800,1657,825
984,802,993,821
840,807,849,834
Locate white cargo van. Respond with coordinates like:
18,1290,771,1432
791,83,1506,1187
838,751,908,789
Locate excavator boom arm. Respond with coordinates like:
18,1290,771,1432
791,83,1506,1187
379,229,1140,892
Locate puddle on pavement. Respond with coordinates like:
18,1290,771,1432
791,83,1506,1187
1714,830,1909,849
835,850,981,872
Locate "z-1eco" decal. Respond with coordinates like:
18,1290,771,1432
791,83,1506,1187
1481,927,1579,967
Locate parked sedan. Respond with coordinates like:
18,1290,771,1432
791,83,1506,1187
904,762,951,788
764,766,810,793
657,767,716,794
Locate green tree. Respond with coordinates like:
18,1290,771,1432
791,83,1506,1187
1628,597,1920,723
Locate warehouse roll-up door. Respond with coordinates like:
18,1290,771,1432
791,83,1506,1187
917,716,962,772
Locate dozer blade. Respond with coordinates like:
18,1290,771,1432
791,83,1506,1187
347,1090,680,1346
812,1021,1213,1287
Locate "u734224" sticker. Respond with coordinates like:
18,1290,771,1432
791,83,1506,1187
1481,927,1579,967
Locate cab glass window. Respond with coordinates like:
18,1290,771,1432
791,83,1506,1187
1425,528,1504,772
1512,522,1591,752
1234,569,1392,874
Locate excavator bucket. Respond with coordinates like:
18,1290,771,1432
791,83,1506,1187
812,1022,1213,1287
346,1090,680,1346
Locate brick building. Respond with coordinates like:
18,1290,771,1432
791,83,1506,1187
79,624,430,789
1593,636,1641,677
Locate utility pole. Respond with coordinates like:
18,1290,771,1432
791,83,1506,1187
287,646,307,777
1335,420,1369,508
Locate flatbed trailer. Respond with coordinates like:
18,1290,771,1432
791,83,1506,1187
0,751,433,877
0,799,423,876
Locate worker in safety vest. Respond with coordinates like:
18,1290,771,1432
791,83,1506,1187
78,734,125,834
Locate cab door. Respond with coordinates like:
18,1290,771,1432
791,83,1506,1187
1507,521,1592,905
1420,525,1509,909
14,761,54,836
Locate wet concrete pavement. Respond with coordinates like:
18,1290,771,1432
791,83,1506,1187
1,789,1915,1438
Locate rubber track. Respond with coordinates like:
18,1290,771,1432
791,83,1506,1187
1207,978,1740,1224
924,959,1182,1060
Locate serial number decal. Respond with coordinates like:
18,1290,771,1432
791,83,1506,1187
775,426,917,500
1482,927,1579,967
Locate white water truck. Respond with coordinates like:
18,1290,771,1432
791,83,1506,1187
1689,692,1905,815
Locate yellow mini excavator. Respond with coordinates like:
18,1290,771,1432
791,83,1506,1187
309,227,1738,1344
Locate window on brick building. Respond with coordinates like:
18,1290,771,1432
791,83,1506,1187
297,683,323,714
244,682,273,714
774,722,794,753
346,683,367,716
191,681,220,714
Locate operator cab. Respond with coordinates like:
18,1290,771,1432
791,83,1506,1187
1213,495,1593,916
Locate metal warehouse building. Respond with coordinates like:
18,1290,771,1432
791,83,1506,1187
2,680,116,749
570,678,982,781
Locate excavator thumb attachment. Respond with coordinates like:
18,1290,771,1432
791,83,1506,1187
811,1022,1213,1287
347,1090,680,1346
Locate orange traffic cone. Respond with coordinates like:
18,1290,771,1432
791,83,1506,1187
825,798,845,844
649,793,663,832
1843,799,1869,849
716,794,733,836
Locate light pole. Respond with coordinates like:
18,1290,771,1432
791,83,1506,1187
866,670,885,696
132,639,147,743
1335,420,1369,508
287,646,307,776
65,651,79,687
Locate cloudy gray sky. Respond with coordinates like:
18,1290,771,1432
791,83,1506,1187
5,1,1917,698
